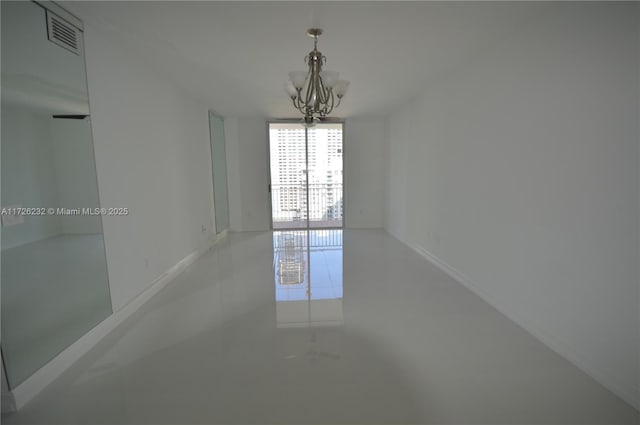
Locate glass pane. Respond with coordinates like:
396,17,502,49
269,123,308,229
1,1,112,388
307,124,344,228
209,112,230,233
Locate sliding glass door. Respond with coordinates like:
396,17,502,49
269,123,308,228
269,122,344,229
306,124,344,228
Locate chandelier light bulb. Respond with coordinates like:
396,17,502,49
333,80,350,98
288,71,308,90
319,70,339,89
285,81,298,98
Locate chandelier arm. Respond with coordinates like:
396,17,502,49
294,90,306,111
292,94,301,111
313,74,322,111
318,75,330,106
328,86,336,115
292,97,304,114
296,85,309,113
304,70,315,107
325,89,335,115
319,94,329,116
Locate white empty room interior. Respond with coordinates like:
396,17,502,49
0,1,638,424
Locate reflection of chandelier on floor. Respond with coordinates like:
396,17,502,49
286,28,350,127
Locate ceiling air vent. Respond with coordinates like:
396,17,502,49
46,10,81,55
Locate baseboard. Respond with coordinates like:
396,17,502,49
2,391,17,413
398,237,639,412
10,237,217,410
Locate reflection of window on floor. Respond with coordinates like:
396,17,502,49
277,233,305,285
273,230,344,328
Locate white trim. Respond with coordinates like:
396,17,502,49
1,354,16,413
394,235,639,412
10,237,220,409
2,391,17,413
215,229,229,241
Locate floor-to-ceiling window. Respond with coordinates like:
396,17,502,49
268,122,344,229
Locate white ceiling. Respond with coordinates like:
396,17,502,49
63,1,548,119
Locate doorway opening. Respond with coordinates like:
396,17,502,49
209,112,230,234
268,122,344,230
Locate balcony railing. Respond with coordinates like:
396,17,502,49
273,229,343,250
271,183,343,229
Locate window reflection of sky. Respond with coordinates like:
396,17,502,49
273,230,343,302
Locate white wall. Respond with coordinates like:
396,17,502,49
226,117,386,231
83,25,216,311
385,2,639,408
344,119,385,228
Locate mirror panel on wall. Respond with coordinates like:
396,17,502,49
1,1,112,388
209,112,230,234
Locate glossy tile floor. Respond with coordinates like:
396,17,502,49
4,230,638,424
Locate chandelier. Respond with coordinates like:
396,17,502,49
285,28,350,127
